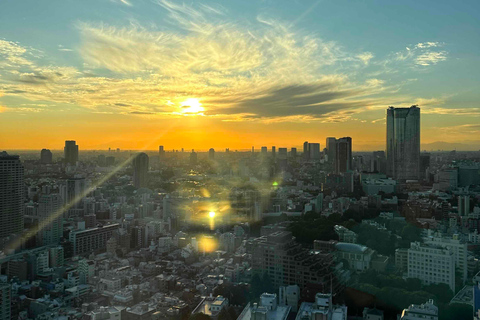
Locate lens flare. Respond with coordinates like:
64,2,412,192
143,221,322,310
209,211,216,218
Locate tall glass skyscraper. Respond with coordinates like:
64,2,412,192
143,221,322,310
386,106,421,180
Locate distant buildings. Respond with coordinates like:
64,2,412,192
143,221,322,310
386,106,420,180
133,152,149,188
0,282,11,320
209,148,215,161
40,148,52,164
64,140,79,165
0,152,24,249
303,142,321,160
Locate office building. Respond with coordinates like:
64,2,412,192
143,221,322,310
423,232,468,283
133,152,149,188
272,146,276,158
69,223,120,256
37,193,63,246
261,147,268,156
159,145,165,158
372,151,386,174
386,106,420,180
407,242,455,291
326,137,337,164
0,152,24,248
335,137,352,173
59,177,86,217
0,282,11,320
64,140,79,165
250,231,338,291
458,195,470,216
303,142,321,161
399,299,438,320
40,149,53,164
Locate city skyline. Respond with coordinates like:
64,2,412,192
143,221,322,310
1,0,480,151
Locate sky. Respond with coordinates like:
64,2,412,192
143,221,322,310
1,0,479,151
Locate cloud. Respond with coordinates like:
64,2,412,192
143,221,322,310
393,41,447,67
0,4,459,123
415,51,447,66
110,0,132,6
357,52,374,65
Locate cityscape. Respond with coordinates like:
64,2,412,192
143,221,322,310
1,1,480,320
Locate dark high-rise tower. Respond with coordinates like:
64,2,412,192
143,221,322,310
386,106,420,180
64,140,79,165
133,153,149,188
40,149,52,164
159,145,165,158
0,152,24,249
335,137,352,173
326,137,337,164
209,148,215,161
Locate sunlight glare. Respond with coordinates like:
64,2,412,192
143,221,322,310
180,98,204,114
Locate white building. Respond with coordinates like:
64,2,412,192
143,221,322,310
407,242,455,291
399,299,438,320
295,293,347,320
279,285,300,312
423,231,467,283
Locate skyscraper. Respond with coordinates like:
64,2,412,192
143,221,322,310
335,137,352,173
133,153,149,188
0,152,24,249
326,137,337,164
386,106,420,180
159,145,165,158
64,140,79,165
309,143,321,160
37,194,63,246
209,148,215,161
40,149,52,164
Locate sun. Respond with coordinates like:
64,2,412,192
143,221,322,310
209,211,216,218
180,98,204,114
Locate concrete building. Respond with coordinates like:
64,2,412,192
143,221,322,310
64,140,79,165
399,299,438,320
250,231,338,291
37,193,63,246
386,106,420,180
334,225,357,244
238,293,290,320
69,223,120,256
407,242,455,291
279,285,300,312
458,195,470,216
192,295,228,319
423,232,468,284
133,153,149,188
295,293,347,320
0,282,11,320
326,137,337,164
363,307,383,320
0,152,24,249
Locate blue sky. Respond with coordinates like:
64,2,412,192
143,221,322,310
1,0,479,150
